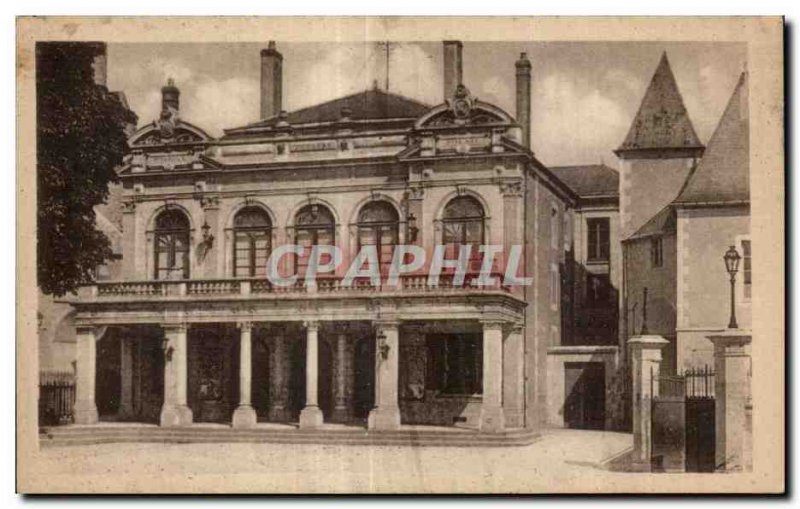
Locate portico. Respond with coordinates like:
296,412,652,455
69,280,525,432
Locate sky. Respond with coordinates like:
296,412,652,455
107,41,746,169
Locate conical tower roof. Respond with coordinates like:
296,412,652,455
674,72,749,205
616,53,704,154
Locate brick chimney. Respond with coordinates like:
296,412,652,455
515,52,532,149
260,41,283,119
443,40,463,100
161,78,180,112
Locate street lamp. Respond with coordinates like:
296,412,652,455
724,245,741,329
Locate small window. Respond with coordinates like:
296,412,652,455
587,218,610,262
550,206,559,249
741,239,751,300
651,237,663,268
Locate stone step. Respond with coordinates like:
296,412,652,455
39,426,539,448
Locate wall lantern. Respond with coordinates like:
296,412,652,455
407,213,419,243
201,219,214,247
161,338,174,362
377,331,390,361
723,245,741,329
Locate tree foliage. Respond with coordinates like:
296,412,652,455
37,42,137,296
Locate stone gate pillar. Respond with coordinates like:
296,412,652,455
628,334,669,470
73,326,99,424
707,330,752,472
159,324,193,427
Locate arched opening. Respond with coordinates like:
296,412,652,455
233,206,272,277
442,196,485,272
357,201,399,278
294,204,336,279
154,209,190,280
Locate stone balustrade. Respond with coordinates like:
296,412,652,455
85,273,511,300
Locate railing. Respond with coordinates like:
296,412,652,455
39,371,75,426
651,365,715,399
97,281,165,297
86,273,511,299
187,279,241,295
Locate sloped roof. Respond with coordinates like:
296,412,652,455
673,73,749,206
626,205,676,241
226,88,431,133
616,53,704,153
550,164,619,198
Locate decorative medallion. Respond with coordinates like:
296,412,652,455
450,84,474,121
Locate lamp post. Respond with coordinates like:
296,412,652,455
724,245,741,329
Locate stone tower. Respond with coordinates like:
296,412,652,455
615,52,705,240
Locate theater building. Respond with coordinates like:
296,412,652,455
64,41,579,434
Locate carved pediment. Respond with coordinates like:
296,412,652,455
415,85,515,130
129,118,212,148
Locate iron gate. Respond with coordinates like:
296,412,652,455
651,366,715,472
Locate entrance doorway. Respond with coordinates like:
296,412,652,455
95,330,121,418
352,337,375,420
564,362,605,429
187,325,239,423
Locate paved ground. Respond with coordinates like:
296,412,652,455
20,429,634,493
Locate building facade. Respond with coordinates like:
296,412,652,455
547,164,622,430
63,41,578,434
619,55,750,374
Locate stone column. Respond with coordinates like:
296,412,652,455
479,320,505,432
73,326,99,424
232,321,258,428
368,321,401,430
299,321,324,428
708,330,753,472
118,336,135,420
159,324,193,427
502,324,524,428
332,333,351,423
268,332,290,422
628,334,669,470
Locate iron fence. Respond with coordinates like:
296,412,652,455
39,370,75,426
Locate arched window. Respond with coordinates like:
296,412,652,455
442,196,485,271
154,209,190,280
233,207,272,277
357,201,399,276
294,204,336,278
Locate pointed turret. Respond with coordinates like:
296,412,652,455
616,53,704,156
616,52,706,240
674,73,749,205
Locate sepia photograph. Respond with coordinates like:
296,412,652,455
15,16,784,494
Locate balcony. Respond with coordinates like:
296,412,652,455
79,273,513,300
